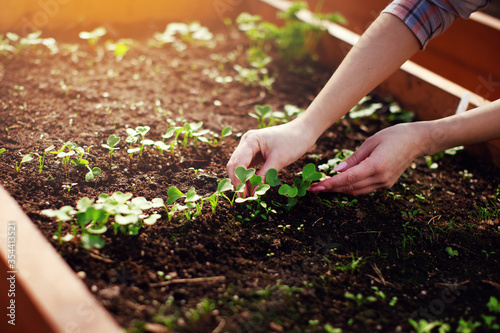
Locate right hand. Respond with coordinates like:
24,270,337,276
226,121,316,193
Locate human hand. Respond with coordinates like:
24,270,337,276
226,121,316,194
309,123,427,195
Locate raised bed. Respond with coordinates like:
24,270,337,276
1,0,499,332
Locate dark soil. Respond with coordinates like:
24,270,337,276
1,25,499,333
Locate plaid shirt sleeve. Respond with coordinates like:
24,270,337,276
383,0,490,49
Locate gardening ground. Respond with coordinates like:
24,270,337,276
0,25,499,333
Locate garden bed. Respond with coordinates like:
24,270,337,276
1,11,500,333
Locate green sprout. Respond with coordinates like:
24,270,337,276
408,319,450,333
197,126,232,147
51,142,77,171
248,104,283,129
275,163,322,210
126,126,154,157
102,134,121,159
35,145,55,173
85,166,102,183
15,153,34,173
205,178,233,214
78,26,107,49
0,148,6,158
166,186,203,220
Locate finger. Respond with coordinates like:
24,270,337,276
335,139,378,172
226,132,263,185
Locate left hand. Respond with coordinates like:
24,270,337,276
308,122,427,195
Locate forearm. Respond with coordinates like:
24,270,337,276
423,99,500,155
297,13,420,139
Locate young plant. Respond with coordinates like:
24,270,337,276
85,166,102,182
35,145,55,173
78,26,107,49
205,178,233,214
0,148,6,158
126,126,154,157
102,134,121,159
15,153,34,173
167,186,203,220
197,126,232,147
248,104,283,129
51,142,77,171
275,163,322,210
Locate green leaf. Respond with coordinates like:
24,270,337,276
221,126,232,138
76,197,94,212
254,184,270,196
254,104,272,117
235,195,259,203
81,233,105,250
115,214,139,225
136,126,150,137
278,184,298,198
217,178,234,193
87,225,107,234
265,168,281,187
297,182,310,197
249,174,262,186
235,166,255,184
131,197,153,210
302,163,322,182
167,186,184,205
0,148,6,158
143,213,161,225
21,153,34,164
151,198,165,208
185,188,202,202
106,134,121,148
111,192,133,204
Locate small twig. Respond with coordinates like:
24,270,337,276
149,275,226,288
88,252,114,263
482,279,500,291
370,263,387,286
312,217,323,227
435,280,470,289
212,318,226,333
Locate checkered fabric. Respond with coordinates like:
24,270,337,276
383,0,490,48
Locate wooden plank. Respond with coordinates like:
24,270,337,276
0,185,122,333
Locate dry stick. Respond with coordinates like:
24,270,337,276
149,275,226,288
88,252,114,263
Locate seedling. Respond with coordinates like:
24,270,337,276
15,153,34,173
318,149,354,175
102,134,121,159
51,142,77,171
275,163,322,210
408,319,451,333
40,205,77,244
126,126,154,157
43,192,163,249
0,148,6,158
167,186,203,220
85,166,102,182
205,178,233,213
445,246,458,257
79,26,107,49
35,145,55,173
248,104,282,129
197,126,232,147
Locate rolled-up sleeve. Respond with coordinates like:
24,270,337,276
383,0,490,49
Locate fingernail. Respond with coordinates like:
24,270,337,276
308,186,325,192
334,161,347,172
